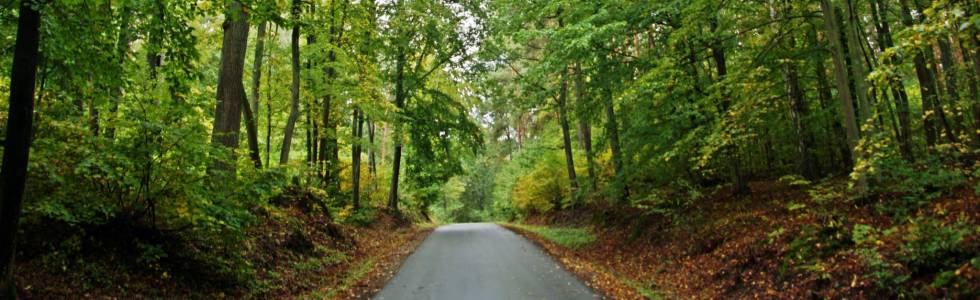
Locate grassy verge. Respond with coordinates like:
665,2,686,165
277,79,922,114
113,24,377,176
507,223,596,249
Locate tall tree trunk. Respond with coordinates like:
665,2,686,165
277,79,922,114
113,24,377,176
899,0,944,146
351,108,363,210
811,28,850,173
0,2,42,296
938,39,966,135
784,61,816,178
872,0,914,160
387,48,407,211
280,0,302,165
368,117,377,175
843,0,871,128
210,1,251,173
243,21,267,169
603,86,628,203
820,0,860,170
557,69,579,206
242,89,262,168
250,22,266,118
573,66,597,192
265,44,274,168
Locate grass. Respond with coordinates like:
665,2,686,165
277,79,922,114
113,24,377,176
510,224,596,249
303,257,377,300
623,278,667,300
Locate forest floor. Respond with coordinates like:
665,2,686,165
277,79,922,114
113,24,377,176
13,188,433,299
508,180,980,299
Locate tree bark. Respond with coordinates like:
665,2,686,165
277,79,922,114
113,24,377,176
242,21,267,169
820,0,860,169
210,1,251,173
280,0,302,165
573,66,597,192
872,0,914,160
603,87,628,203
899,0,945,146
388,47,407,211
351,108,364,210
557,69,579,206
843,0,871,127
0,1,42,296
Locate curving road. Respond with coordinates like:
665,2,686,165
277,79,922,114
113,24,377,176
373,223,598,300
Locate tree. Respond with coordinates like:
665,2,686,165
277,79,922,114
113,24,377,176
210,1,251,173
280,0,302,165
0,1,43,296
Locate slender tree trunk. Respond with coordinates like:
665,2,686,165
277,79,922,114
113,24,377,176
368,117,377,175
242,89,262,168
210,1,251,173
388,48,407,211
872,0,914,160
812,28,850,172
557,69,579,205
843,0,871,127
820,0,860,170
603,86,628,203
938,39,966,135
280,0,302,165
352,108,363,210
899,0,944,146
265,47,274,168
242,21,267,168
784,61,816,178
0,2,42,296
250,22,266,118
573,66,597,192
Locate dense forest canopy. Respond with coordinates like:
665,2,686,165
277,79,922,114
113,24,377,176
0,0,978,298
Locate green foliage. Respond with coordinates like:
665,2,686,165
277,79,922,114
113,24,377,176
898,216,977,275
512,224,596,249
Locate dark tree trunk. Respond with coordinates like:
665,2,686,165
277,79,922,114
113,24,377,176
899,0,945,146
557,70,579,206
243,21,267,169
280,0,302,165
872,0,914,160
210,1,251,173
811,28,850,173
603,87,628,203
0,1,42,296
250,22,266,119
783,62,816,179
351,108,364,210
821,0,860,169
242,89,262,168
368,117,377,175
573,67,597,192
388,48,407,211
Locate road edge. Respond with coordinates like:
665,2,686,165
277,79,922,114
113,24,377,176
500,223,643,299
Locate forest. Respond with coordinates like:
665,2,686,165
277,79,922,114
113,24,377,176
0,0,978,299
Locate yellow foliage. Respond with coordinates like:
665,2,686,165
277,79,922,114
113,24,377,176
512,161,568,213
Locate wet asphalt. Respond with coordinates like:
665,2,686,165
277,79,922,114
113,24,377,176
373,223,598,300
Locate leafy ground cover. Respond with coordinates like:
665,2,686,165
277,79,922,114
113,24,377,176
508,180,979,299
13,187,431,299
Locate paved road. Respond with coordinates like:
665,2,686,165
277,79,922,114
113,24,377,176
373,223,597,300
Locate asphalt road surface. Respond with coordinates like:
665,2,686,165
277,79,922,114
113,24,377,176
373,223,598,300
